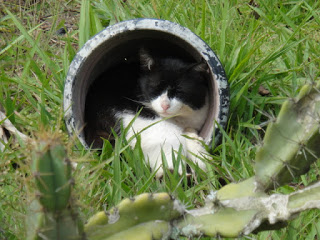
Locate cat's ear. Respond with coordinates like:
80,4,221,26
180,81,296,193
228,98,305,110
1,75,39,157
139,48,155,71
190,61,209,73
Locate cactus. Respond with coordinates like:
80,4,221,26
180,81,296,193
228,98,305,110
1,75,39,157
85,193,184,240
27,135,84,240
32,140,71,211
254,83,320,191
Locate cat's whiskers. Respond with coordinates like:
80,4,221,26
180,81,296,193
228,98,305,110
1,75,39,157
124,97,152,109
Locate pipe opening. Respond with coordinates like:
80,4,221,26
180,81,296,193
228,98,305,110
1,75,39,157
71,29,218,148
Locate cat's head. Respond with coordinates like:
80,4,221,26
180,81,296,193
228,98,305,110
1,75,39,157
138,48,209,118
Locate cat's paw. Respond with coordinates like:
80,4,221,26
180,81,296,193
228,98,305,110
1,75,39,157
183,128,204,141
183,128,207,172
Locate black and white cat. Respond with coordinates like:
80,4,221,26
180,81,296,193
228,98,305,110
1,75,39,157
85,48,209,178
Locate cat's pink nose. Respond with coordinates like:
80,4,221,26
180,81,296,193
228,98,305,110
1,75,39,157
161,102,170,111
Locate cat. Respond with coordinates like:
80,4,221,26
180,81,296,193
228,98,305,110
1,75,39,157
85,48,209,178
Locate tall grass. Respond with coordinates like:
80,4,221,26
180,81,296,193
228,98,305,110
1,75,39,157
0,0,320,239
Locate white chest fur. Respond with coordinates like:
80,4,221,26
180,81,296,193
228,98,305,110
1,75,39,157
117,94,209,178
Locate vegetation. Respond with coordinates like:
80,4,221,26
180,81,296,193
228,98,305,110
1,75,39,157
1,0,319,239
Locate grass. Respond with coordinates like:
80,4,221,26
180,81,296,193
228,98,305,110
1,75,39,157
0,0,320,239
